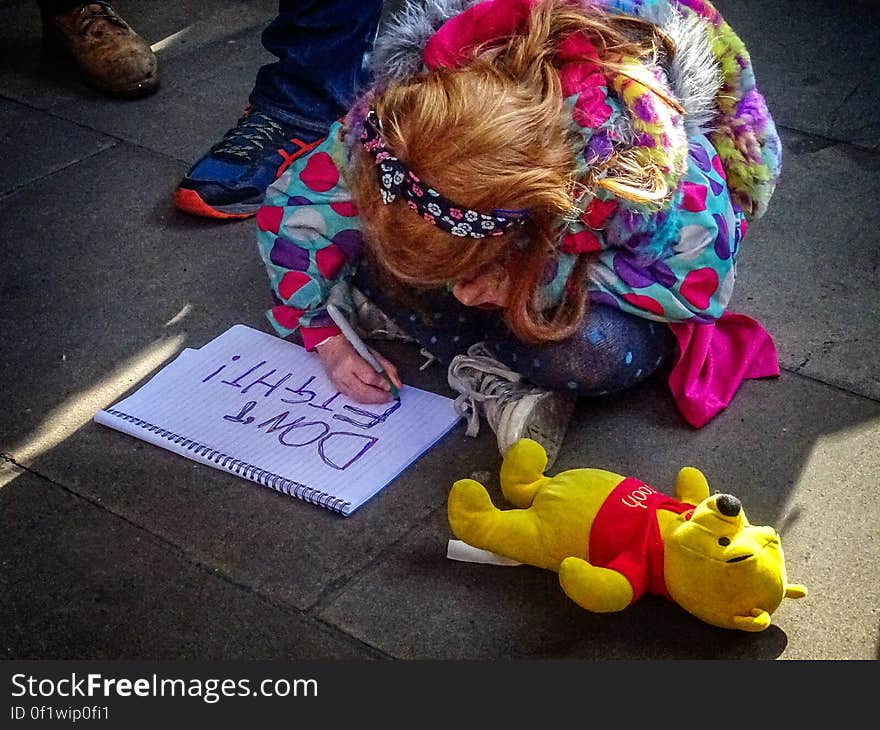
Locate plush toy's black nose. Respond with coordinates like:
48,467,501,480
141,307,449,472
716,494,742,517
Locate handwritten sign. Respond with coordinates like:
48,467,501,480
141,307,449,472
95,325,462,515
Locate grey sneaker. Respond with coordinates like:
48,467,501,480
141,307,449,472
350,286,415,343
447,342,575,468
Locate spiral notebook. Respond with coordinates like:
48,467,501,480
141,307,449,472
94,324,462,516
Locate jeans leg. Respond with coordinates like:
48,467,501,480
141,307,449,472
353,259,675,396
485,305,677,396
249,0,384,137
352,260,492,365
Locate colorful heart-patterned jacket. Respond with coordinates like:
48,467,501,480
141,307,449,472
255,0,781,354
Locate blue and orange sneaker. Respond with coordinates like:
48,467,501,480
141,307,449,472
174,106,323,219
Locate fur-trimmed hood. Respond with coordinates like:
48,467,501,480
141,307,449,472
370,0,721,137
369,0,781,221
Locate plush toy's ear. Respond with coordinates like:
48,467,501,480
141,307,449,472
674,466,711,505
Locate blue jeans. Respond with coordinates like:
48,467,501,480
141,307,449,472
353,260,676,397
249,0,385,139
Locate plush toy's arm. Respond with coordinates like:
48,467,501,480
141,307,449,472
674,467,711,505
730,585,808,632
558,557,634,613
731,608,773,632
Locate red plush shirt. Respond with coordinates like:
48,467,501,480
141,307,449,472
588,477,694,602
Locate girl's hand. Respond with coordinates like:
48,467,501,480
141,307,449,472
315,334,403,404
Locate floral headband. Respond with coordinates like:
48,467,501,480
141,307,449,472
360,109,530,239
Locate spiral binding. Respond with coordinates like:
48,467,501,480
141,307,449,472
103,408,352,515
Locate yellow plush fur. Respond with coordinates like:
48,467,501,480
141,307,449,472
447,438,807,631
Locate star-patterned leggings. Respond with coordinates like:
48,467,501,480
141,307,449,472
353,261,676,396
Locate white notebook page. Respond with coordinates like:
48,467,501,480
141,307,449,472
95,325,462,516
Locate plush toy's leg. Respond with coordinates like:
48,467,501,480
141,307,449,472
448,478,558,570
499,438,550,508
558,557,635,613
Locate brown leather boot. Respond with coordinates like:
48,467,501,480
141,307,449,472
42,2,159,99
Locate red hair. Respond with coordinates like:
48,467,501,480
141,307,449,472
345,0,674,344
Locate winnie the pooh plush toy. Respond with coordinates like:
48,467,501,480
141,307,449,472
447,438,807,632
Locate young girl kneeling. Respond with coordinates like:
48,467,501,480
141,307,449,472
255,0,782,466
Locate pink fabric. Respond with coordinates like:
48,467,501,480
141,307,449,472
301,324,342,352
423,0,614,128
423,0,537,69
667,312,780,428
